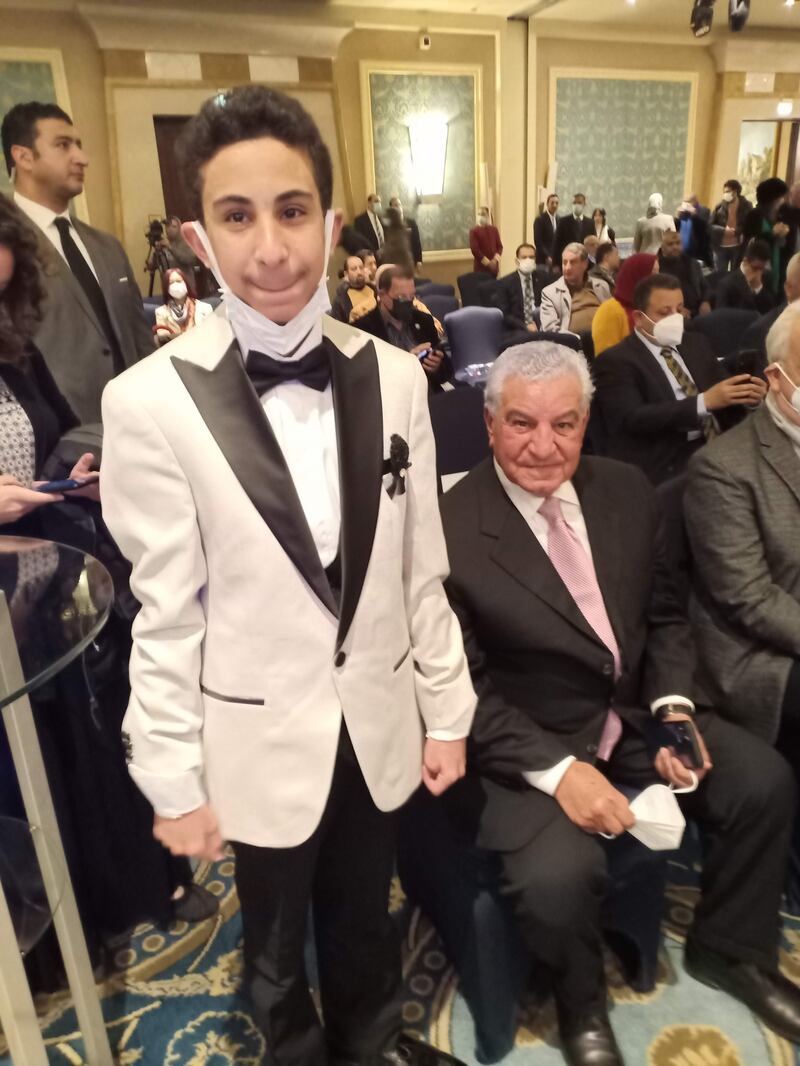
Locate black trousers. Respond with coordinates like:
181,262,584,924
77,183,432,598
496,712,796,1018
232,725,401,1066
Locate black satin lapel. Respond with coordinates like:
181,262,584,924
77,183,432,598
328,337,383,648
171,344,338,616
573,464,626,654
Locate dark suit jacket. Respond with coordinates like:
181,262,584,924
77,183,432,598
738,302,785,364
439,456,693,851
28,219,154,424
593,331,733,485
533,212,559,265
715,269,776,315
657,253,709,315
352,303,449,389
492,270,541,332
406,218,423,265
353,211,382,253
552,215,594,269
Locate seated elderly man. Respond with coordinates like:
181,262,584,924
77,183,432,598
595,273,766,484
439,341,799,1066
685,301,800,772
540,243,610,335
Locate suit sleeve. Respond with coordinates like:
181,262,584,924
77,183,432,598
684,448,800,655
443,565,574,776
117,244,156,360
594,349,703,436
402,364,477,737
494,278,526,333
539,287,560,333
101,380,209,817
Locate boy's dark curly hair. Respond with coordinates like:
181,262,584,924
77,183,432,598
0,194,44,364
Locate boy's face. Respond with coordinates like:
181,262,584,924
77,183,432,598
184,136,341,324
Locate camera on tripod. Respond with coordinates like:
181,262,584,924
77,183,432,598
146,218,167,248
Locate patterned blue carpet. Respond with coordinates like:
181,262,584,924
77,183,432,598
2,849,799,1065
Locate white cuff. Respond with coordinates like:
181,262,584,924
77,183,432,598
650,694,696,718
523,755,576,796
426,703,474,742
697,395,708,418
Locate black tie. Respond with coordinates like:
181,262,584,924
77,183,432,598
246,344,331,397
53,217,124,375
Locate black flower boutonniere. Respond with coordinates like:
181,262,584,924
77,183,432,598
121,730,133,764
383,434,412,498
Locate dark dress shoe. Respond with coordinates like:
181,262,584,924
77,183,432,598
171,883,219,923
383,1033,467,1065
560,1012,624,1066
685,938,800,1044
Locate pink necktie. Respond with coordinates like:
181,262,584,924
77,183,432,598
539,496,623,760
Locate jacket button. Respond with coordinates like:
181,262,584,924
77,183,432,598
602,663,613,676
586,742,598,755
334,652,346,668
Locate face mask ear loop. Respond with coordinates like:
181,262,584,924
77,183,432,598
670,770,699,795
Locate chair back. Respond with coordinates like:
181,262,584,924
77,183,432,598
443,307,504,383
428,387,490,485
685,308,759,360
424,294,459,323
457,271,497,307
416,282,456,299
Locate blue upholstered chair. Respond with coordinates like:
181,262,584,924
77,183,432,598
417,282,457,299
424,294,460,324
444,307,504,386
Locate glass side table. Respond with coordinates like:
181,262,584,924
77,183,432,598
0,537,114,1066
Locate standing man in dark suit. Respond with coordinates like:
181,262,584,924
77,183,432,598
439,341,800,1065
552,193,594,272
389,196,423,268
353,192,385,254
1,102,153,423
534,193,560,268
594,273,766,484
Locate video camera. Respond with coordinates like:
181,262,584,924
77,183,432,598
145,218,167,248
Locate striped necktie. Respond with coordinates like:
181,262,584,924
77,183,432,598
660,347,719,441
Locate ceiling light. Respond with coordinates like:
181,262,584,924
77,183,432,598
690,0,715,37
728,0,750,30
777,99,794,117
785,0,796,8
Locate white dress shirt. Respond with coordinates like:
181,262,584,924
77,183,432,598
14,191,99,280
634,328,712,441
494,460,693,796
369,209,384,245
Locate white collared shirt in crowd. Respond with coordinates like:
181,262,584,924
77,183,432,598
14,190,99,281
634,328,713,442
494,459,693,796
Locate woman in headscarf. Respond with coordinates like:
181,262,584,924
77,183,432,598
633,193,677,254
591,252,658,356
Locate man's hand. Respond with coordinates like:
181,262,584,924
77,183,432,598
421,349,444,375
654,712,712,789
703,374,767,410
422,737,466,796
0,475,62,524
773,221,790,239
526,323,539,333
154,804,224,861
698,301,712,316
67,452,101,501
555,761,634,836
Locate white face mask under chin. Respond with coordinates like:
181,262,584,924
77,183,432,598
777,364,800,414
191,211,335,359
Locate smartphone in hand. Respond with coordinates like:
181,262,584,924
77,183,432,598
653,718,705,770
35,475,100,494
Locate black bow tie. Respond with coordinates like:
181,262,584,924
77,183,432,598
246,344,331,397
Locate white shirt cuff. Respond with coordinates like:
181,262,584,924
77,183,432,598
650,694,696,718
523,755,576,796
697,395,708,418
426,703,475,742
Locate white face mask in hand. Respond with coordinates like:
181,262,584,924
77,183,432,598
627,784,686,851
191,210,335,359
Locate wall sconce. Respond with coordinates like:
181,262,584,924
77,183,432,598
777,98,794,117
407,114,449,203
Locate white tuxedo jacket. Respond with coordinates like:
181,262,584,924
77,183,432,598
101,311,476,847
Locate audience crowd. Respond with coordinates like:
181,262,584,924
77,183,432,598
1,84,800,1066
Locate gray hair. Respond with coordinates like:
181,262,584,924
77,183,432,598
766,302,800,365
647,192,663,216
485,342,595,415
563,241,588,261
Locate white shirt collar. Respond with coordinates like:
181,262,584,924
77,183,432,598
493,458,580,519
634,327,675,357
14,190,72,232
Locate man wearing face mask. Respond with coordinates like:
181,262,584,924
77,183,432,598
685,301,800,901
494,243,541,337
552,193,594,271
438,341,800,1065
354,265,451,392
710,180,753,273
330,254,377,324
100,87,475,1066
389,197,423,268
353,192,385,253
469,206,503,276
595,273,766,484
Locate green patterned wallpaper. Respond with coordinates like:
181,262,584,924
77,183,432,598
369,71,476,252
0,60,59,198
554,76,692,239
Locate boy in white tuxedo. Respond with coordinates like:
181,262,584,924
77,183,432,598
100,87,476,1066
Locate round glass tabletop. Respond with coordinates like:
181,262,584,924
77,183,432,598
0,537,113,709
0,816,65,955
